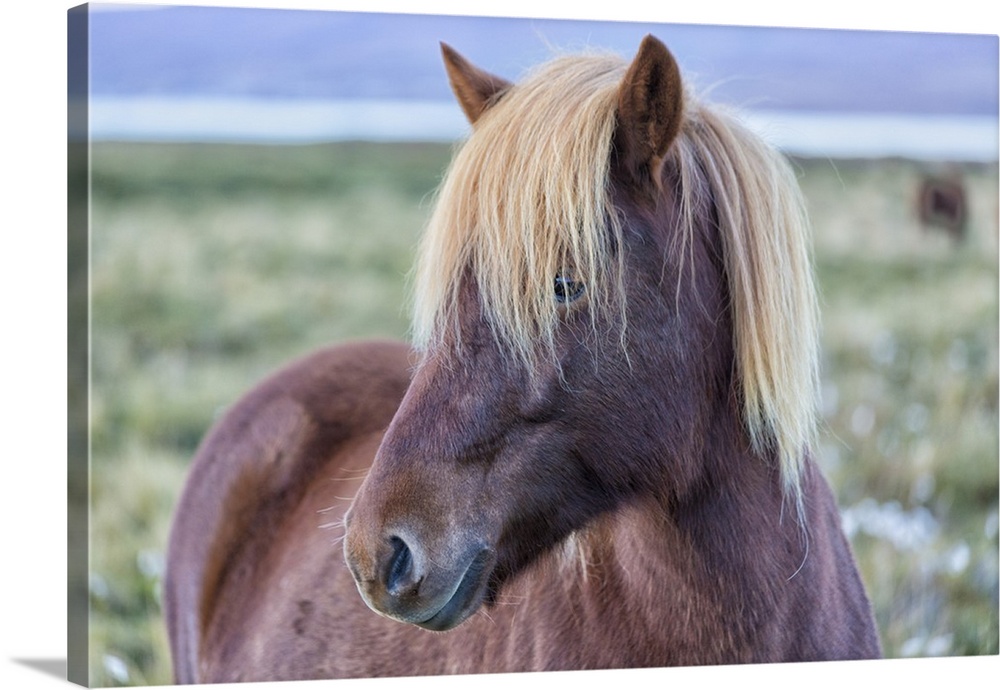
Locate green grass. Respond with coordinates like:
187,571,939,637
86,142,998,685
802,157,999,660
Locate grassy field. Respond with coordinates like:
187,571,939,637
85,140,998,686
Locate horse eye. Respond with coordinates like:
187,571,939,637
554,274,585,304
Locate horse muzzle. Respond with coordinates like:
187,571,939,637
344,526,495,632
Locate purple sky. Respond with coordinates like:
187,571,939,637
83,5,999,115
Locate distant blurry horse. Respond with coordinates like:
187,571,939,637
918,174,967,242
165,35,881,683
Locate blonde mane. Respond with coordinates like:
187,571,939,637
412,51,819,505
673,105,821,508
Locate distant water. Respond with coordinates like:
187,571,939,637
83,96,999,162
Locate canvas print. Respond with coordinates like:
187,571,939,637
69,2,999,687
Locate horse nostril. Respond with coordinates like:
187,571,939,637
385,535,420,597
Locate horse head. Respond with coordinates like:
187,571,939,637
343,34,818,632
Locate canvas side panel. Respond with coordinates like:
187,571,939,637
68,4,90,687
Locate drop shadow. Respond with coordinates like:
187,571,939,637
11,658,67,681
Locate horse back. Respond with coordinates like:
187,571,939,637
163,340,413,683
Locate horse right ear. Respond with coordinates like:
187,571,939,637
615,35,684,192
441,43,512,125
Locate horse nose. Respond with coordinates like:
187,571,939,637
343,522,424,596
382,534,423,599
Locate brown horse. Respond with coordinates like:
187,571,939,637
164,35,881,684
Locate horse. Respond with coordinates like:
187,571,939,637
164,35,882,684
917,174,967,243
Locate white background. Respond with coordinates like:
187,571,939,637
1,1,997,689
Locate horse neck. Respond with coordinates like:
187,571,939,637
551,398,809,650
662,379,807,578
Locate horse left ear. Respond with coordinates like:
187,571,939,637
615,35,684,190
441,42,512,125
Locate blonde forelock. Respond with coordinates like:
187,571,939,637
412,53,628,365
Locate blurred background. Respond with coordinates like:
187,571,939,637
78,3,998,686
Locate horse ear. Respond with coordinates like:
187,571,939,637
616,35,684,189
441,42,512,125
